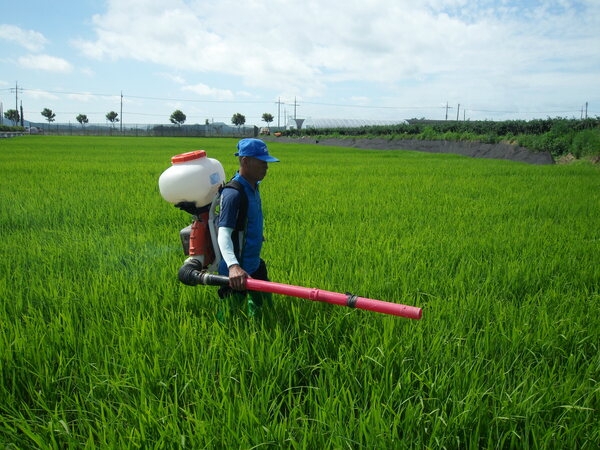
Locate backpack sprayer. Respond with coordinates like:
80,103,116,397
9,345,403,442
158,150,225,272
159,150,422,320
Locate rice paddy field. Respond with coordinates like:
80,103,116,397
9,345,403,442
0,136,599,449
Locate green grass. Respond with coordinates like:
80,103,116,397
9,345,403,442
1,136,599,448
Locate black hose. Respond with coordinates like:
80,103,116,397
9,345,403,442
177,262,203,286
177,260,230,287
197,273,230,286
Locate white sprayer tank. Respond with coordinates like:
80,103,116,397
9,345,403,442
159,150,225,208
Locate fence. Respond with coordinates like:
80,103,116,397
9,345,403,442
0,132,25,138
24,123,269,138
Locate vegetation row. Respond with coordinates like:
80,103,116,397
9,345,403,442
286,117,600,159
3,113,599,159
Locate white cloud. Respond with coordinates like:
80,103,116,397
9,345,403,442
71,0,600,102
67,92,98,102
182,82,234,100
0,24,48,52
18,54,73,73
24,89,59,101
1,0,590,123
158,72,186,85
80,67,95,77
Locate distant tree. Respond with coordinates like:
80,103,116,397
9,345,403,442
4,109,20,125
76,114,89,127
170,110,186,126
262,113,274,129
263,113,273,134
106,111,119,127
231,113,246,130
41,108,56,123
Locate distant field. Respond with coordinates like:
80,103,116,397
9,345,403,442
1,136,599,448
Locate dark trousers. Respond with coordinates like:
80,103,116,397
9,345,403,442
217,260,273,318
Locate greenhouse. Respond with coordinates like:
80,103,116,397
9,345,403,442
289,117,407,129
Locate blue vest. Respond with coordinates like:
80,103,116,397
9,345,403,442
218,173,263,275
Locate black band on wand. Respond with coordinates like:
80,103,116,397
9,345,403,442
346,293,358,308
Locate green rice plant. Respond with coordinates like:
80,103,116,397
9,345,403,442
572,128,600,158
0,136,598,448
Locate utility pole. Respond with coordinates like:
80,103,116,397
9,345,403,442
293,96,299,120
10,82,23,125
444,102,453,120
276,97,282,128
120,91,123,133
456,104,460,121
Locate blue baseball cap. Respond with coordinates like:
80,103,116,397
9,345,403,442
235,138,279,162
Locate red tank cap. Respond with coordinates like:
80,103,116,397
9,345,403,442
171,150,207,164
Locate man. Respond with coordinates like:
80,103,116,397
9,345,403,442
217,138,279,319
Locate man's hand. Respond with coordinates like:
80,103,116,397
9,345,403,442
228,264,248,290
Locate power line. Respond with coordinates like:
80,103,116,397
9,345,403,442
15,87,588,115
8,85,595,123
126,94,272,105
302,100,442,110
21,88,117,98
18,88,273,105
468,108,579,114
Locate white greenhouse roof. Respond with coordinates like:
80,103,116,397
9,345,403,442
291,118,408,129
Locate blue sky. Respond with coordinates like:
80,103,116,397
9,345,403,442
1,0,599,127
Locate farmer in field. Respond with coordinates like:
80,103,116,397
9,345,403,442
217,138,279,319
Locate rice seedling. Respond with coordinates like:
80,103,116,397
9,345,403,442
0,136,598,448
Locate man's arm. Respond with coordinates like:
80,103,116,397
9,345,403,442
217,226,239,268
217,226,248,290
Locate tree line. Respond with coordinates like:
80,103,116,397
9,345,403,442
2,107,275,130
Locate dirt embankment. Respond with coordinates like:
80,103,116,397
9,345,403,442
270,137,555,165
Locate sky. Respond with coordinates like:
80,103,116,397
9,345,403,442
1,0,599,127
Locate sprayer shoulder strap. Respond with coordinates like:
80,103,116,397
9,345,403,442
222,179,248,231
